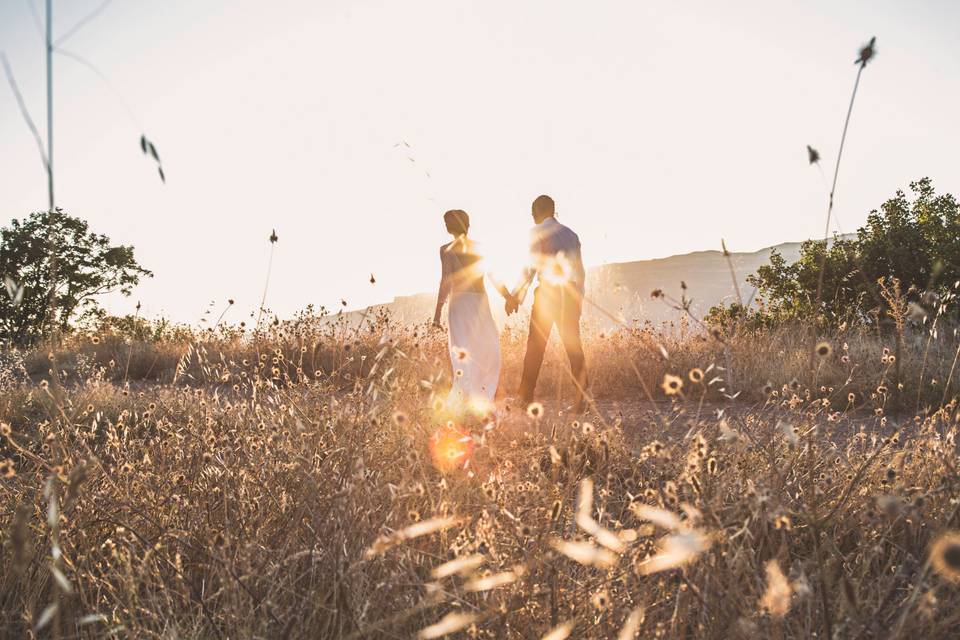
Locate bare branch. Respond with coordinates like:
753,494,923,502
53,0,115,47
54,47,143,129
1,52,50,176
22,0,45,40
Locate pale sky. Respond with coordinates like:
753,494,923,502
2,0,958,324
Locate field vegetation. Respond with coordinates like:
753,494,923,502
3,305,960,638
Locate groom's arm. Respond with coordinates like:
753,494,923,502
512,231,544,304
510,265,536,305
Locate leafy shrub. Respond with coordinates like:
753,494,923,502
710,178,960,330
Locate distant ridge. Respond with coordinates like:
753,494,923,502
345,237,851,328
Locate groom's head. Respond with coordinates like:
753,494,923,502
531,195,555,224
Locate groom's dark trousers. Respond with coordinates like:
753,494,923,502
518,283,587,409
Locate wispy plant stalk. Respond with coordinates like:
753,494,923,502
809,37,875,375
256,230,279,333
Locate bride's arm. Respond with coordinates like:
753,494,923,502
485,272,513,301
433,248,451,326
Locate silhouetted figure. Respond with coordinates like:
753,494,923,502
434,209,514,414
507,195,587,412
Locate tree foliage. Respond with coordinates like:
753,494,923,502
0,209,151,345
708,179,960,329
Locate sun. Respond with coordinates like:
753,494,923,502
474,238,527,293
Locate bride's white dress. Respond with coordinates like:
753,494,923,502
442,242,501,410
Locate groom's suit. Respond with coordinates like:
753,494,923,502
514,216,588,410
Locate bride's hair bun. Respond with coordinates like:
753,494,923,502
443,209,470,236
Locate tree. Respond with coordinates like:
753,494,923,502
0,209,151,345
745,235,865,327
720,179,959,329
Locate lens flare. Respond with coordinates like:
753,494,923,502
540,252,573,286
466,395,495,418
429,423,473,472
438,390,495,421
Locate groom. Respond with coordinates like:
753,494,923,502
506,195,588,412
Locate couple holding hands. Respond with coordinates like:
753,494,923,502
433,195,588,415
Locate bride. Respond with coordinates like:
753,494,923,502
432,209,514,415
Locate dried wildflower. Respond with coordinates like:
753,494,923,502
550,499,563,521
464,569,518,592
0,458,16,478
630,503,682,531
636,530,711,575
0,422,11,438
711,423,736,446
908,302,928,323
688,368,704,383
760,560,793,617
526,402,544,419
815,341,833,359
930,532,960,582
213,531,227,549
366,515,465,559
542,621,575,640
417,612,477,639
855,36,876,67
618,608,645,640
453,347,469,362
777,421,798,448
576,478,625,552
549,538,618,568
661,374,683,396
591,588,610,610
432,554,484,579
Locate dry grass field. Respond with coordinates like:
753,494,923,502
3,308,960,639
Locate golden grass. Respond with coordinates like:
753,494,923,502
3,310,960,638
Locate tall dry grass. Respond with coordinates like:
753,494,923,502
3,308,960,638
